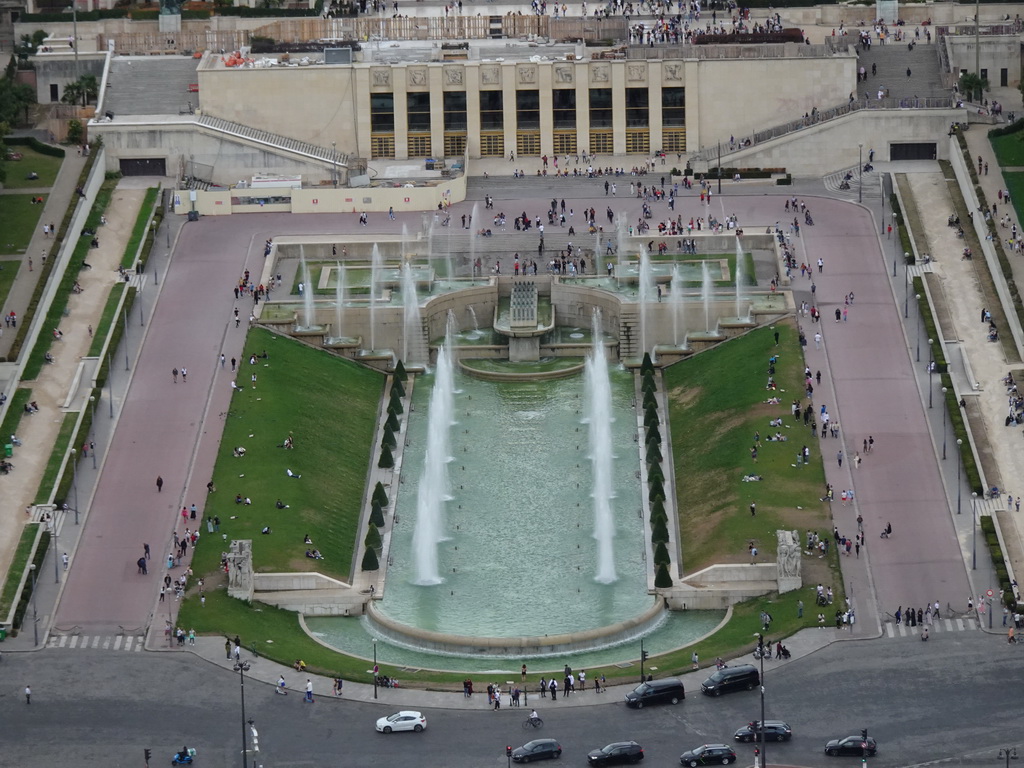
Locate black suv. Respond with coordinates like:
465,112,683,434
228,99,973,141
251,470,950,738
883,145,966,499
587,741,644,765
700,664,760,696
733,720,793,742
679,744,737,766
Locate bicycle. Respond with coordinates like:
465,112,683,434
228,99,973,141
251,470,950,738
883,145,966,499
522,717,544,730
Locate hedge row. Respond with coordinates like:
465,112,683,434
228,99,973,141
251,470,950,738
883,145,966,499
913,277,983,496
136,191,165,274
3,136,65,158
4,140,100,364
980,515,1016,607
13,530,50,633
889,193,914,263
21,8,127,21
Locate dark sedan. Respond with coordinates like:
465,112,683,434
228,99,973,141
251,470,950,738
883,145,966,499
679,744,737,766
824,736,878,757
587,741,644,765
512,739,562,763
733,721,793,743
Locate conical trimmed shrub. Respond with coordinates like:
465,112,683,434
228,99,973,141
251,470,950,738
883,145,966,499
370,500,385,527
381,424,397,449
642,389,657,411
650,497,667,523
640,352,655,374
651,518,669,544
644,405,659,429
646,442,663,464
641,371,657,393
648,478,664,503
654,563,673,588
653,541,671,566
647,462,665,483
394,360,408,382
388,390,404,415
646,423,662,446
386,411,400,432
365,525,382,551
361,547,380,571
372,482,389,508
378,444,394,469
391,378,406,398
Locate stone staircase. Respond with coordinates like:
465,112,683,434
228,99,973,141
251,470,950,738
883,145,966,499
195,114,351,169
856,42,949,102
103,57,201,116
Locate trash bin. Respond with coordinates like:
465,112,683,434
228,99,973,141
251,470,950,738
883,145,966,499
425,158,435,171
4,444,12,458
0,627,7,641
187,210,199,222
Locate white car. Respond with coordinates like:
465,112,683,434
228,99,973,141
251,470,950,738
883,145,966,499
375,711,427,734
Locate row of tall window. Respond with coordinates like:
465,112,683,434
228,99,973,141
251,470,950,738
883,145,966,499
369,88,685,157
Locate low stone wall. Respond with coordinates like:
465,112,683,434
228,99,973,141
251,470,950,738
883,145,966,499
254,571,351,591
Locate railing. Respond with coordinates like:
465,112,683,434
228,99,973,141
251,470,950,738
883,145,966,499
689,96,956,163
627,42,838,60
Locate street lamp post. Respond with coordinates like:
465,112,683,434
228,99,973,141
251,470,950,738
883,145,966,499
858,143,863,203
941,387,948,459
29,563,38,646
927,341,934,408
957,439,963,514
997,746,1018,767
70,448,79,524
915,294,922,361
89,395,96,469
332,141,338,188
904,259,909,318
972,492,978,570
233,661,252,768
51,509,60,583
108,351,114,418
372,638,378,700
758,644,767,768
123,309,130,370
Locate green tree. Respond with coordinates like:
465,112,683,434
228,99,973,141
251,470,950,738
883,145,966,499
646,442,662,464
370,500,385,527
653,541,671,566
381,423,397,449
372,481,389,508
654,563,673,588
959,71,988,103
647,461,664,483
391,378,405,398
66,118,83,145
393,360,408,381
364,524,382,551
377,444,394,469
361,547,379,571
651,517,669,544
646,423,662,445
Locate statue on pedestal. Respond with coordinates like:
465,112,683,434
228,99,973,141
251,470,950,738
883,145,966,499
159,0,182,15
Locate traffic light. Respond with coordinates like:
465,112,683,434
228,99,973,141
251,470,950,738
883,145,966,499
861,728,868,740
144,748,151,765
754,747,760,757
641,650,649,661
506,746,512,756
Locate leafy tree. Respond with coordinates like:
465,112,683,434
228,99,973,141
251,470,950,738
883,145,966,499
66,119,83,145
361,546,379,571
959,71,988,103
654,563,673,588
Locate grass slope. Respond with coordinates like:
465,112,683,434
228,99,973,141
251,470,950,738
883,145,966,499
990,133,1024,168
1,145,64,189
190,328,382,582
0,194,46,254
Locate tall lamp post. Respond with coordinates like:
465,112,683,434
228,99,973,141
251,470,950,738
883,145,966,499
997,746,1018,768
858,143,863,203
89,395,96,469
372,638,378,700
757,639,767,768
29,563,39,646
956,439,963,514
972,492,978,570
904,258,910,318
927,341,934,408
915,294,922,361
70,448,79,524
941,387,948,459
233,661,252,768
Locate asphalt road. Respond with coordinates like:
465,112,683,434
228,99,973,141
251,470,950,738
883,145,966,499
2,632,1021,768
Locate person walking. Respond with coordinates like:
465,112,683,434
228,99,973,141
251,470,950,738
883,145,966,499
837,450,844,468
172,368,178,383
25,686,31,704
156,475,163,492
305,679,314,703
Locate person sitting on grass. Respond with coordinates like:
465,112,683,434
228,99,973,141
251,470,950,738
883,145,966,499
276,499,289,509
294,659,307,671
304,534,312,544
261,526,272,535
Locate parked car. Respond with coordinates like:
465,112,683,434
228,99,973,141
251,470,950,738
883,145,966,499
512,739,562,762
824,736,877,757
587,741,644,765
624,678,685,708
733,720,792,742
679,744,738,766
375,711,426,733
700,665,760,696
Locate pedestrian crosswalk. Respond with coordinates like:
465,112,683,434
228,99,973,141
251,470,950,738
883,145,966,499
46,634,145,651
884,617,980,638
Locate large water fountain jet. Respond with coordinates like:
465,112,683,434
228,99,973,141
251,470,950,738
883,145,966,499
702,260,714,333
670,265,687,348
412,311,457,585
402,262,423,365
637,246,653,358
369,243,382,352
299,249,315,330
585,309,617,584
466,201,479,282
333,261,346,340
734,238,751,321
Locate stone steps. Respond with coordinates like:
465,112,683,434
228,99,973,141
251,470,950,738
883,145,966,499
103,57,201,116
856,42,948,102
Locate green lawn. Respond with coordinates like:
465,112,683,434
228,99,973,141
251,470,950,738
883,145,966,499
33,413,75,505
189,327,383,582
120,187,160,269
0,387,31,443
1,145,64,189
87,283,126,357
990,132,1024,167
0,258,20,317
665,321,832,572
0,194,46,254
1001,172,1024,226
0,523,41,619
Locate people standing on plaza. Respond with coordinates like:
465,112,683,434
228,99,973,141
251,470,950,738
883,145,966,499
172,368,178,383
305,679,314,703
25,685,31,704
